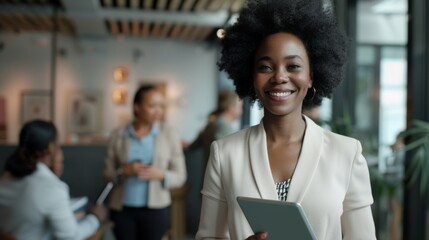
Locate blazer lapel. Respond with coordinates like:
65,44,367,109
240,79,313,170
249,123,278,200
152,125,162,166
286,115,324,203
119,130,130,165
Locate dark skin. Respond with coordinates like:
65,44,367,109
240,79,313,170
266,118,305,183
247,32,312,240
121,89,166,181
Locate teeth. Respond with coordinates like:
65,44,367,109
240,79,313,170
269,92,291,97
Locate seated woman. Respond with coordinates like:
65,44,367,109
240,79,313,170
0,120,105,240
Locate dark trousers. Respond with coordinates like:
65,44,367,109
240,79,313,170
110,206,169,240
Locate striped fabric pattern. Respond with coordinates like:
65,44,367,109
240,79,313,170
275,178,292,201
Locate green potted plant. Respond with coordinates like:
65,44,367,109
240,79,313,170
399,119,429,195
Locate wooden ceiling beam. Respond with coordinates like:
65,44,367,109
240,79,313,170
231,0,244,12
108,19,119,34
0,13,16,31
141,21,150,36
187,25,202,41
58,19,69,33
117,0,126,8
130,0,140,9
181,0,195,11
170,23,183,38
196,26,213,41
144,0,153,9
97,7,228,26
168,0,181,11
151,22,163,36
159,22,172,38
179,24,193,39
195,0,209,11
132,20,140,35
102,0,113,7
207,0,225,11
12,13,30,31
220,0,231,10
121,20,130,34
157,0,167,10
35,15,49,31
62,18,74,33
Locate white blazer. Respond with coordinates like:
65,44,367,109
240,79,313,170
196,116,376,240
0,163,99,240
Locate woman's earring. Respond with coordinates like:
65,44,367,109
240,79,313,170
305,87,316,101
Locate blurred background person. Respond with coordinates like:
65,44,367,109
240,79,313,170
0,119,105,240
49,147,89,221
213,90,243,139
104,85,187,240
188,90,243,172
188,90,243,167
184,91,243,233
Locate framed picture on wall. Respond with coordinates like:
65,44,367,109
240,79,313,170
21,90,52,124
66,90,102,135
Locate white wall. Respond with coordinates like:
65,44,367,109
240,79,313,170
0,32,218,143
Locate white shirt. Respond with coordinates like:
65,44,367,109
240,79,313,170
0,163,99,240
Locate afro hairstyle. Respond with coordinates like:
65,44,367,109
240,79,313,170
218,0,348,106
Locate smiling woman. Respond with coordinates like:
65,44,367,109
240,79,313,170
196,0,376,239
253,33,313,119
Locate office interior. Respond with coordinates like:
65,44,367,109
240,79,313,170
0,0,427,239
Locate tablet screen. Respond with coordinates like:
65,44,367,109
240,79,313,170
237,196,317,240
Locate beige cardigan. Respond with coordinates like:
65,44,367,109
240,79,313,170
104,123,187,210
196,116,376,240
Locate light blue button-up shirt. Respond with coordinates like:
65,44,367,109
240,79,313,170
122,123,159,207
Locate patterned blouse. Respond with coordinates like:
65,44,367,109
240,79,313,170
275,178,292,201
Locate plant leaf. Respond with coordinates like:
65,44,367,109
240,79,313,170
401,128,429,138
412,120,429,131
406,146,425,187
422,146,429,195
420,147,428,195
402,136,429,152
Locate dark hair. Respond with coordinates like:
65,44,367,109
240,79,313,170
218,0,348,107
133,85,157,117
5,120,57,178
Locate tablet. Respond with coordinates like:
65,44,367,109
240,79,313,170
96,182,113,205
237,196,317,240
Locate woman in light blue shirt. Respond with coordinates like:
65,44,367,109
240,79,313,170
105,85,187,240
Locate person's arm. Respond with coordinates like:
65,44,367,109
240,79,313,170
341,141,376,240
196,142,230,239
46,183,99,240
161,127,187,189
341,206,375,239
